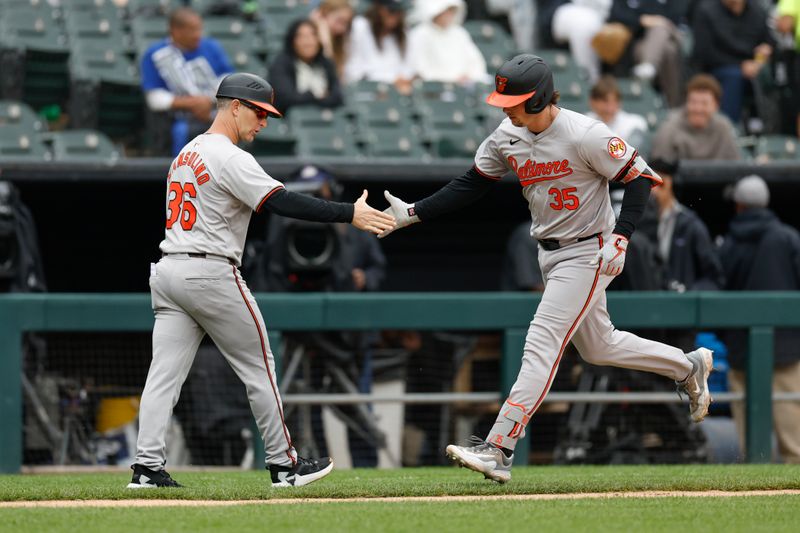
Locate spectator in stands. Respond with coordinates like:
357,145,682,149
500,222,544,292
587,75,648,140
310,0,355,80
651,74,742,161
719,175,800,464
776,0,800,136
606,0,687,108
482,0,537,52
407,0,489,84
267,19,344,116
140,7,233,156
344,0,414,94
691,0,773,124
649,159,724,292
551,0,610,83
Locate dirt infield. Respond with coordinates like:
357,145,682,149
2,490,800,508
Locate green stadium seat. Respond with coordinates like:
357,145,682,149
352,100,415,133
364,127,428,159
295,125,361,158
344,80,410,106
251,121,297,156
64,11,126,43
0,100,46,134
534,49,577,74
616,77,665,110
476,40,515,72
416,101,479,132
287,106,351,131
131,17,169,56
755,135,800,161
259,0,314,16
42,130,120,163
264,9,313,43
204,18,264,57
430,128,484,159
127,0,180,18
0,126,49,162
464,20,514,50
61,0,123,19
412,80,475,105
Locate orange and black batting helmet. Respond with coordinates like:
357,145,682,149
216,73,282,118
486,54,555,115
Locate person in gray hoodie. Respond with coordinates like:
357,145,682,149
719,174,800,463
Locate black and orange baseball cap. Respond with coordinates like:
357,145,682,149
216,72,282,118
486,54,554,113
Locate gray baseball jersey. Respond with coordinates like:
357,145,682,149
159,133,284,265
135,132,299,471
478,108,690,453
474,109,654,242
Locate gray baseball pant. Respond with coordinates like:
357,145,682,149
134,254,296,469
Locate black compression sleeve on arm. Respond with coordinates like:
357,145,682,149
261,188,354,223
612,177,651,239
414,167,497,221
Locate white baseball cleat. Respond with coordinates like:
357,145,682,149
446,437,513,484
677,348,714,423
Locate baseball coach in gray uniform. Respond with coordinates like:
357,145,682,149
127,73,395,489
379,55,714,483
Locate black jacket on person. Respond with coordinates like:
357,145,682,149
267,51,344,115
663,205,724,291
720,208,800,369
691,0,772,71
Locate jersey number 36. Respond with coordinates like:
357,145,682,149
166,182,197,230
548,186,579,211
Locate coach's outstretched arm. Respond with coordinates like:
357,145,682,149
379,167,497,238
264,188,396,236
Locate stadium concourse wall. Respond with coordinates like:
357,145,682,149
2,291,800,474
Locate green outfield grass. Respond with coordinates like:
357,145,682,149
1,496,799,533
1,465,799,501
1,466,799,533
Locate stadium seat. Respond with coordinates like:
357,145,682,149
363,127,428,159
295,125,361,158
61,0,123,19
412,80,474,105
0,100,46,135
69,49,144,142
416,101,479,132
616,78,665,112
130,17,169,57
344,80,410,106
251,121,297,156
219,42,266,73
0,126,49,162
264,9,312,43
476,40,515,72
463,20,514,50
0,10,70,109
430,128,484,159
287,106,351,131
64,11,126,42
535,49,578,74
755,135,800,161
258,0,314,16
127,0,180,18
42,130,120,163
352,100,416,134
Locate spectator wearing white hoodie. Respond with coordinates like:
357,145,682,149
407,0,489,84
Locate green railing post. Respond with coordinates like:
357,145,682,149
746,326,774,463
0,321,22,474
502,328,529,465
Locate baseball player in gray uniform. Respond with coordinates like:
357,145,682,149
380,55,714,483
127,73,395,489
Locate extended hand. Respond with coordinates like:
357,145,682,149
589,234,628,276
378,191,420,239
352,190,396,235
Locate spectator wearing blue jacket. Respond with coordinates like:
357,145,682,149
141,7,233,155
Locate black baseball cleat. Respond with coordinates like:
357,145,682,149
126,464,183,489
268,456,333,487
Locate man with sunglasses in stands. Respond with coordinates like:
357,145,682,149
127,73,396,489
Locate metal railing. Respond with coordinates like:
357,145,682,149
2,292,799,473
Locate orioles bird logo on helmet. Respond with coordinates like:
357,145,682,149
496,75,509,93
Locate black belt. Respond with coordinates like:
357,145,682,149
537,232,601,251
162,252,236,265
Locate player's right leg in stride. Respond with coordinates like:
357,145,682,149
676,347,714,423
446,437,513,484
269,456,334,487
126,464,183,488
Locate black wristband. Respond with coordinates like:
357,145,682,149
613,177,651,239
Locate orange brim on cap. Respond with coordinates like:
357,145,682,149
486,90,535,108
251,100,283,118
